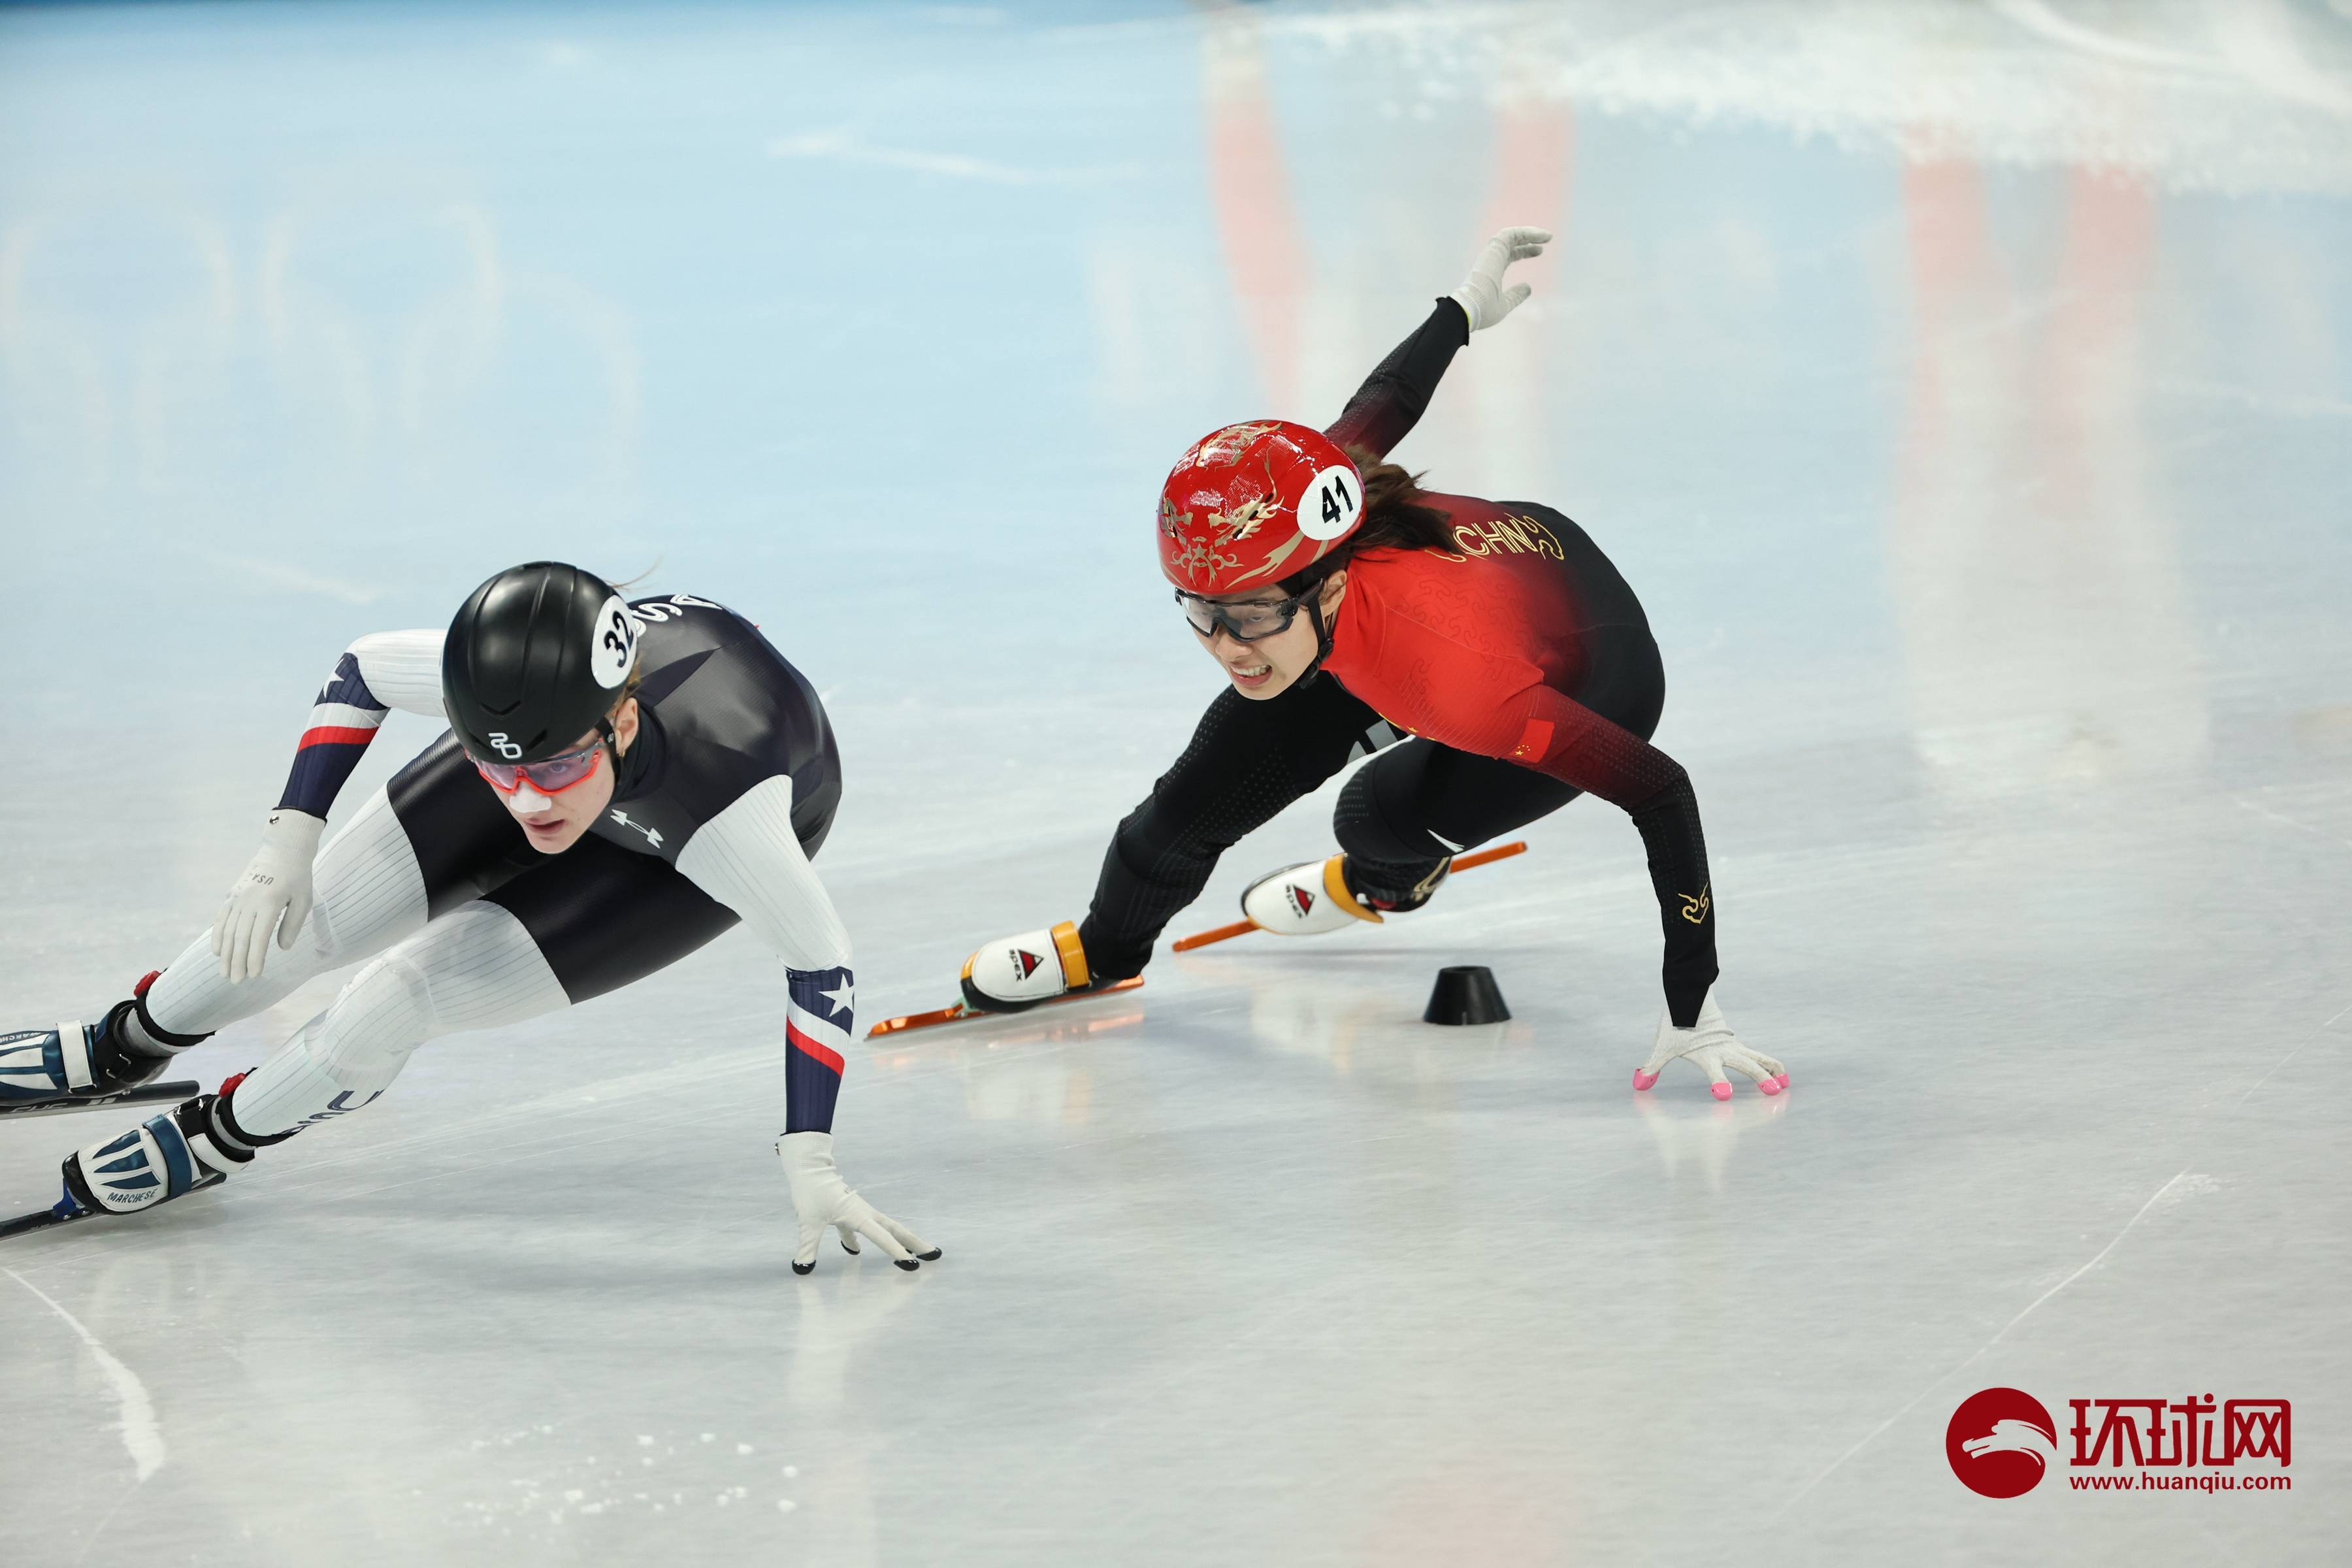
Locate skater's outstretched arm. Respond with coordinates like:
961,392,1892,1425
1507,684,1720,1031
672,775,938,1274
1324,226,1551,463
216,630,444,984
957,681,1370,1016
1076,678,1377,981
1335,616,1723,1031
672,775,855,1137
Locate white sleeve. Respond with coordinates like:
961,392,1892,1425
350,630,446,719
673,775,853,973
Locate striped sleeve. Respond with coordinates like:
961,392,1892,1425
275,650,393,817
348,630,447,719
783,966,853,1135
274,630,445,819
672,774,857,1135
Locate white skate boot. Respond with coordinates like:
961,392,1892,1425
1240,853,1451,936
960,921,1095,1013
1241,855,1382,936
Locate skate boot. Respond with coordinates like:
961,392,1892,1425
0,973,201,1113
59,1086,263,1220
961,921,1097,1013
1239,853,1451,936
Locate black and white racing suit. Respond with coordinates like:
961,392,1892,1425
134,592,858,1144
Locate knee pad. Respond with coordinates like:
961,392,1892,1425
308,907,562,1079
310,952,436,1085
222,1021,393,1141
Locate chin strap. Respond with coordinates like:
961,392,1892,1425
1290,568,1341,689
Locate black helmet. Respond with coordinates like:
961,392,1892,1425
442,563,640,764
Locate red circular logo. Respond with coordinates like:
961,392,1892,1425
1946,1388,2058,1497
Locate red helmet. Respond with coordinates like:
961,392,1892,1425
1157,421,1365,594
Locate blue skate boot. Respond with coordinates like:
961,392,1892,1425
0,974,206,1120
4,1086,269,1239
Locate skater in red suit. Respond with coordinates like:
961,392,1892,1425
963,229,1786,1098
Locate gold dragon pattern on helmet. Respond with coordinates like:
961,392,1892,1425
1158,421,1347,591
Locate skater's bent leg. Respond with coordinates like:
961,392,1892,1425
139,737,534,1048
1335,742,1582,904
0,794,434,1100
229,902,568,1137
227,826,736,1139
135,788,434,1045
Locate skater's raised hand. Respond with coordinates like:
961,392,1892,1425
777,1131,939,1276
1447,225,1554,333
1633,990,1787,1101
214,810,325,984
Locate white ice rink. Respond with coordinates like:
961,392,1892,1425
3,2,2349,1563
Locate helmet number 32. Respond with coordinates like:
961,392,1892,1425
1298,465,1363,542
590,595,637,689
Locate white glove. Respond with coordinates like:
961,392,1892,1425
213,810,325,984
1633,989,1787,1101
1446,225,1553,333
777,1131,939,1275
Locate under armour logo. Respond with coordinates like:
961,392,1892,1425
608,810,664,849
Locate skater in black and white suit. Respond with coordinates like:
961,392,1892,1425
0,563,934,1272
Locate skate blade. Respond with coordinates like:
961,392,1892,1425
0,1081,200,1121
1,1171,225,1241
868,977,1144,1037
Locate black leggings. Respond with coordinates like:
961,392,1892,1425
1077,627,1666,979
389,734,745,1004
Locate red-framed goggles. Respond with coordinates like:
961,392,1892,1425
1173,586,1316,643
470,730,610,795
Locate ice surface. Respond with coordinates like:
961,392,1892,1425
2,2,2349,1564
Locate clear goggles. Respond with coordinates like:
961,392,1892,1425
470,736,607,795
1174,587,1316,643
